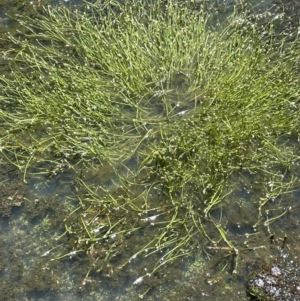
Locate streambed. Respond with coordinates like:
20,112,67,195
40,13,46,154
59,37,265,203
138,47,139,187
1,150,300,301
0,0,300,300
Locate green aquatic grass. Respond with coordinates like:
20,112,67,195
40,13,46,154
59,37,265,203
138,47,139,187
0,0,299,291
0,0,213,169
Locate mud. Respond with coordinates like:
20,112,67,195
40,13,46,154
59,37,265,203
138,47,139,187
0,160,26,217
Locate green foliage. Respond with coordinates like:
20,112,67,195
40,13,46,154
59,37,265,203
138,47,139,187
0,0,299,288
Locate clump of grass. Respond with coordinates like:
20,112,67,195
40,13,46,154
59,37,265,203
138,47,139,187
0,0,300,291
0,0,214,169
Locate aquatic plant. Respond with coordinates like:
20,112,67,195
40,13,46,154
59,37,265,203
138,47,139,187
0,0,299,295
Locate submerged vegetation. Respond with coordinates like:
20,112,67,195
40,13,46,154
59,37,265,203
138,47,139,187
0,0,300,297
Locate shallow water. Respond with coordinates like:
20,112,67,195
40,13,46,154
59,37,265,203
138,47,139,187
1,149,299,301
0,0,300,300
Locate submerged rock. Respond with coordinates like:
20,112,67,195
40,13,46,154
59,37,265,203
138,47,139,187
248,251,300,301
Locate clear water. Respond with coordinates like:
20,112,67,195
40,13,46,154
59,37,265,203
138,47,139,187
0,1,300,300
